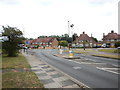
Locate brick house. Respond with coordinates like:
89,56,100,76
24,40,33,47
102,30,120,47
31,37,58,48
73,32,97,48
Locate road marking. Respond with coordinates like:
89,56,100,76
112,64,119,67
68,59,106,65
73,66,81,70
80,62,106,64
96,67,120,74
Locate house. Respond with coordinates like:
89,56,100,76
31,37,58,48
24,40,33,47
102,30,120,47
73,32,97,48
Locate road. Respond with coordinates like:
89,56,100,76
30,49,119,89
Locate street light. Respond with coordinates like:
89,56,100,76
68,21,70,37
70,24,74,43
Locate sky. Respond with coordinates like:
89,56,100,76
0,0,119,40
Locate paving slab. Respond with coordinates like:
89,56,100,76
50,73,64,78
41,79,55,84
22,51,89,89
60,79,75,87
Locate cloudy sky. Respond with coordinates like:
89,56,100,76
0,0,119,40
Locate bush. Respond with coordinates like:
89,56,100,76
59,40,68,47
115,42,120,48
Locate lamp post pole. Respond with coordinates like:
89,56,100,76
68,21,70,37
70,24,74,43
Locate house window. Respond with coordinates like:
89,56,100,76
117,39,120,41
80,44,83,47
90,40,92,42
94,44,96,47
85,44,89,47
111,39,114,41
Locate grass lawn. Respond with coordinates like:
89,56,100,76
2,54,44,88
65,49,97,54
92,54,120,60
98,49,119,53
65,49,119,59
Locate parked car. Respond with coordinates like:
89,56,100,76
101,44,106,48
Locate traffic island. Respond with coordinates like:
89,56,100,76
53,54,80,59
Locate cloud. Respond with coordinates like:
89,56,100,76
0,0,118,40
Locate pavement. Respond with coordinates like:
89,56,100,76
22,51,89,89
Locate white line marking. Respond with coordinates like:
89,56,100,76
73,66,82,69
112,64,119,67
80,62,106,64
96,67,120,74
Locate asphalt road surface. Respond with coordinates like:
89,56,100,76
30,49,119,89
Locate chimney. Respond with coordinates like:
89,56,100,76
111,30,114,33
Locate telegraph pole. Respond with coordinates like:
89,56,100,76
68,21,70,37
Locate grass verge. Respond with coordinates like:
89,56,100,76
92,54,120,60
98,49,119,53
2,54,44,88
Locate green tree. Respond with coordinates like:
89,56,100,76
72,33,78,42
59,40,68,47
115,42,120,48
2,26,23,57
91,37,98,42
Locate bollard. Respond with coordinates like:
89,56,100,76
69,50,73,57
59,49,63,54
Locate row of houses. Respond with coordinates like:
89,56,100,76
24,30,120,48
73,30,120,48
24,37,58,49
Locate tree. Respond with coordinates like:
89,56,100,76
2,26,23,57
115,42,120,48
83,40,86,50
91,37,98,42
72,33,78,42
59,40,68,47
61,34,72,43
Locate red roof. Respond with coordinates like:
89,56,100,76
102,31,120,40
32,37,53,43
76,32,95,41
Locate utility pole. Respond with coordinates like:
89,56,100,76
68,21,70,37
70,24,74,43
